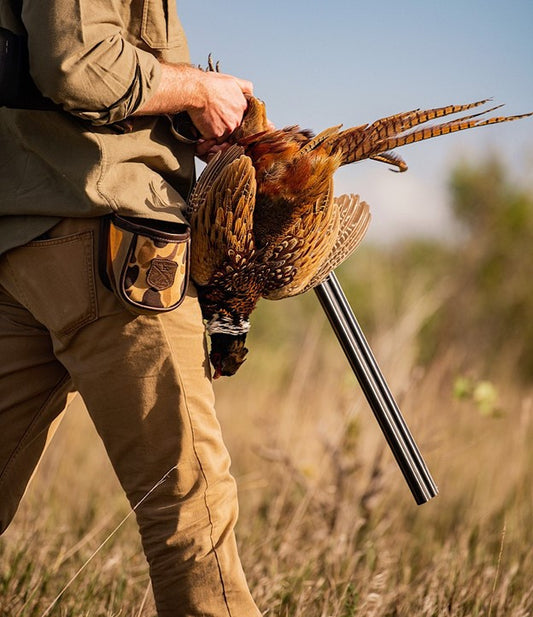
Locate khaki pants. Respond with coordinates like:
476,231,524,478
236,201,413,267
0,218,260,617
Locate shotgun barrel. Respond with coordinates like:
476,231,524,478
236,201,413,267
314,272,438,505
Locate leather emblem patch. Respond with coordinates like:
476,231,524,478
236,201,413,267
147,258,178,290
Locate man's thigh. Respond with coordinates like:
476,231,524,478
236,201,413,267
0,281,71,532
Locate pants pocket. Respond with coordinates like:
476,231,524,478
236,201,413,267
4,230,98,336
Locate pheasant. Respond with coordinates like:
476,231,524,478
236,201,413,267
186,96,532,378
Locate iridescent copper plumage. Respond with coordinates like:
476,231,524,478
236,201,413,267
186,97,532,377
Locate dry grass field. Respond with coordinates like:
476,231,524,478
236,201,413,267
1,158,532,616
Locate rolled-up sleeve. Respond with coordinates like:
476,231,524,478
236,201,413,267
22,0,162,124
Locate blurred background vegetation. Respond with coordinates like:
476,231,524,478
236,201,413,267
1,154,532,616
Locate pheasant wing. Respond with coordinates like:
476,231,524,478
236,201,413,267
187,145,244,216
188,146,257,286
262,179,339,300
301,194,371,292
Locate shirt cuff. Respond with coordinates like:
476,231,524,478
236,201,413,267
62,47,163,125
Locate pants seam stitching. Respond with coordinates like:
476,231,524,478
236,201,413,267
156,314,233,617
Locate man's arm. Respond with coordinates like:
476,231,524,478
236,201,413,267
134,62,253,142
24,0,162,125
23,0,252,136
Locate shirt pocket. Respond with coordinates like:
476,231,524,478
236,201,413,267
141,0,186,50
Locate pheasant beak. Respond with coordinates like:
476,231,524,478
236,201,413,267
211,352,223,379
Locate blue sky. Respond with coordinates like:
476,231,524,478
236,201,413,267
179,1,533,242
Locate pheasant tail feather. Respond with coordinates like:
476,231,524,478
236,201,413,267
328,100,533,170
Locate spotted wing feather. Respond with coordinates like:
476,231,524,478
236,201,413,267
187,145,244,217
302,194,371,292
189,148,257,287
262,178,339,300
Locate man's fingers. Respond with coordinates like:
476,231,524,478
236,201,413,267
195,140,230,162
194,119,236,142
188,73,254,140
235,78,254,97
195,138,217,157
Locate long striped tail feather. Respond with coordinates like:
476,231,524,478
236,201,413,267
330,100,533,170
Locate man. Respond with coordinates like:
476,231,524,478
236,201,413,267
0,1,261,615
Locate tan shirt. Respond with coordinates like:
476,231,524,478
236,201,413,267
0,0,195,255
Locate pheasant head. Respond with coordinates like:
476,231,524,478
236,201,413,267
209,332,248,378
193,247,265,377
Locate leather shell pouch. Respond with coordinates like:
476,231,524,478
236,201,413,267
99,214,190,314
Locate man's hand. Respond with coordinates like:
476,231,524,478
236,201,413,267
194,140,228,161
187,70,253,141
135,63,253,142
